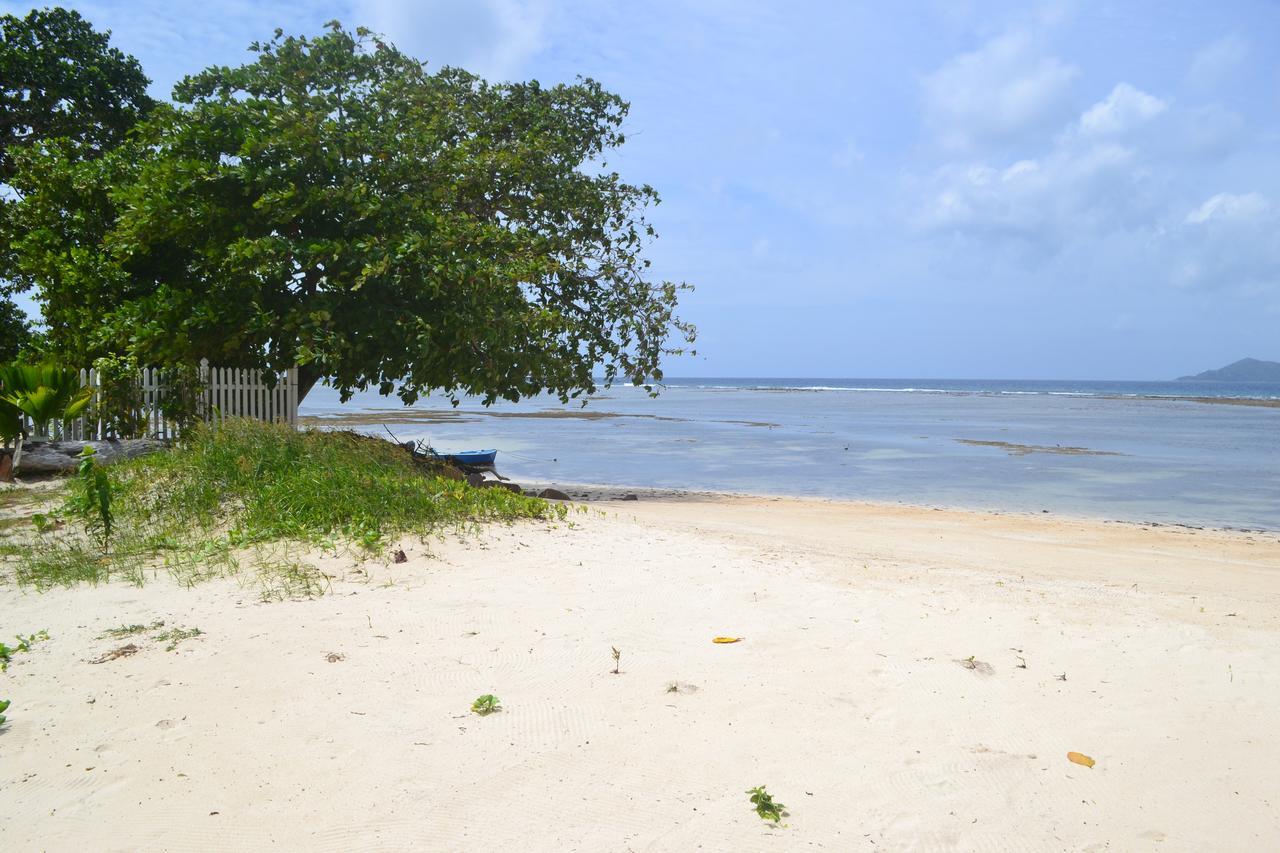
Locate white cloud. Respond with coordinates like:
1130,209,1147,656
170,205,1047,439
921,31,1078,151
1188,35,1250,90
1185,192,1270,225
1078,83,1167,136
919,141,1145,240
352,0,548,80
1171,196,1280,291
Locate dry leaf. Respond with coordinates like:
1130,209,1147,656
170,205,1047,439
1067,751,1095,768
712,636,743,644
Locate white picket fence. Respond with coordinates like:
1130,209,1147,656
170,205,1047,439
20,359,298,441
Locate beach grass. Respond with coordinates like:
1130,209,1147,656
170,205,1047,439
5,419,560,596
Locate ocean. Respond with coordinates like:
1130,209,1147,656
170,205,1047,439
300,377,1280,530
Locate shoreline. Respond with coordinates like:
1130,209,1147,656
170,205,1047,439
519,480,1280,536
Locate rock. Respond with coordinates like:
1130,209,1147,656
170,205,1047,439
621,493,639,502
392,549,407,564
481,480,522,493
16,439,166,475
537,488,573,501
423,460,464,481
465,472,486,488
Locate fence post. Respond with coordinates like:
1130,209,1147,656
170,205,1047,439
287,368,298,426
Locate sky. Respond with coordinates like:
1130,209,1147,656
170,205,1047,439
5,0,1279,379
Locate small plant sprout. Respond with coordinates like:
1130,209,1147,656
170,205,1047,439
0,698,10,727
611,646,621,674
471,694,501,716
0,630,49,671
99,621,164,639
747,785,787,823
153,626,202,652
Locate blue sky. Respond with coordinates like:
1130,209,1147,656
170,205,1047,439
6,0,1279,379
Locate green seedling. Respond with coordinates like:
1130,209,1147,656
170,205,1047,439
99,621,165,639
74,446,114,549
153,626,202,652
0,630,49,670
15,630,50,652
470,694,502,716
747,785,787,823
0,698,9,727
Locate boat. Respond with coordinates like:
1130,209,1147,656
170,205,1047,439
438,449,497,468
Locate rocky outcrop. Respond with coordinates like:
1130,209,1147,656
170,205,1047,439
537,488,573,501
15,439,166,475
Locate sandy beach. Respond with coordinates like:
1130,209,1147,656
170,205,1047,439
2,493,1279,851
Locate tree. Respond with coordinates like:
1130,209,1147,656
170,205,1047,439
0,7,153,184
9,22,692,403
0,295,35,361
0,7,153,331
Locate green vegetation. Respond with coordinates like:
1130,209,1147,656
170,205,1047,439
3,20,691,404
0,298,33,363
1,7,151,364
470,694,502,716
0,698,9,727
0,363,94,439
8,419,559,597
746,786,786,824
0,629,49,671
0,7,152,184
99,620,164,639
70,446,113,548
154,626,202,652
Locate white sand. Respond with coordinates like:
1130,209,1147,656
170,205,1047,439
2,495,1279,851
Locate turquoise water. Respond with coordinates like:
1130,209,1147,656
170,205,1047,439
301,378,1280,530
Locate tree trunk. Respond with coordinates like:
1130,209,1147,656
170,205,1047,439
15,438,164,474
296,364,323,404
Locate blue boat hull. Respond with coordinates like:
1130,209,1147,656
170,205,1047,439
442,449,497,467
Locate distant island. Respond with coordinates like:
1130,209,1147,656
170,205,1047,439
1178,358,1280,382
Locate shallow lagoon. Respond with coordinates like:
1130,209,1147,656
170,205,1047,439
301,378,1280,530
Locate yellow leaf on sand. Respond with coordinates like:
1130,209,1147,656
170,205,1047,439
1067,751,1096,768
712,636,743,644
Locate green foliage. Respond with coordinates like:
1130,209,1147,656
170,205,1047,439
15,418,560,592
92,353,143,438
155,362,206,434
99,620,164,639
470,694,502,716
0,363,93,438
0,7,153,184
70,445,113,548
154,625,202,651
5,21,692,404
0,379,20,445
0,697,9,727
0,629,49,671
0,7,152,334
0,297,36,362
746,786,786,824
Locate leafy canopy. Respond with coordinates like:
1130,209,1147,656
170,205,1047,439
7,21,693,404
0,6,153,183
0,296,35,361
0,7,151,350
